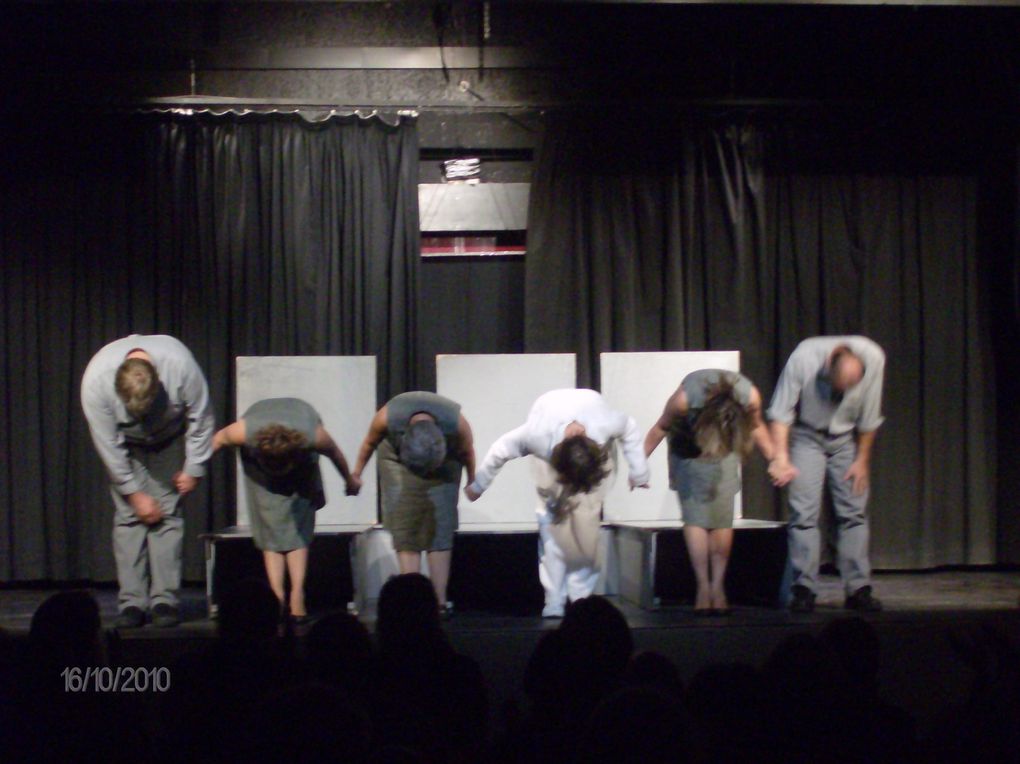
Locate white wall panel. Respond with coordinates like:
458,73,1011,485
235,356,377,527
600,351,741,523
437,353,576,526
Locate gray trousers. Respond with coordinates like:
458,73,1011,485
110,437,185,611
787,426,870,595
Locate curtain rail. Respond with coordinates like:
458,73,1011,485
136,96,1005,112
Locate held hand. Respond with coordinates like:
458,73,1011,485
345,474,363,496
843,460,870,496
464,484,481,502
128,492,164,525
768,458,798,488
173,471,199,495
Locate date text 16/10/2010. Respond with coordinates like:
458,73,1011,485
61,666,170,692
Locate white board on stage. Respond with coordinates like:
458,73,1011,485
437,353,576,526
600,351,741,523
235,356,377,527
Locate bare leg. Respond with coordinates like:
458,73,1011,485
262,550,286,609
284,547,309,617
683,525,712,610
427,549,452,606
708,528,734,610
398,550,422,574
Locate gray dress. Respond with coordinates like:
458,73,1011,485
380,391,463,552
668,370,752,529
241,398,324,552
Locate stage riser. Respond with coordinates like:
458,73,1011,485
448,533,546,615
614,525,788,609
206,524,788,615
207,534,358,615
656,527,788,607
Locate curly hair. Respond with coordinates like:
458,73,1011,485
115,358,160,419
693,378,755,461
253,424,308,475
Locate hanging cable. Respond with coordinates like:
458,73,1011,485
478,1,490,82
433,3,451,84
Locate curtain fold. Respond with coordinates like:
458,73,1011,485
525,109,997,568
0,111,420,581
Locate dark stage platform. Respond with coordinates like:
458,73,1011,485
2,571,1018,738
199,519,790,617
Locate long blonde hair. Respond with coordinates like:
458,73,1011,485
693,378,755,460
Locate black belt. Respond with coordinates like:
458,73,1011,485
795,423,846,438
124,421,187,451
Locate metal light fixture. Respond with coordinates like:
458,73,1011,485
442,158,481,183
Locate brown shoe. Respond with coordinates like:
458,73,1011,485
151,604,180,628
114,606,146,629
790,585,816,613
844,586,883,612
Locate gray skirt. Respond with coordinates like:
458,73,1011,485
245,479,316,552
670,452,740,529
378,439,460,552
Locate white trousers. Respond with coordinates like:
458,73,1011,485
532,454,616,610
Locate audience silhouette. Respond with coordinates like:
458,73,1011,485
3,587,1016,763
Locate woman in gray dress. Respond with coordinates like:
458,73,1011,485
644,371,774,613
213,398,359,622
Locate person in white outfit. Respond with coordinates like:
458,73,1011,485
465,389,650,617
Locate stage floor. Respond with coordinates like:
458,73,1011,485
4,570,1018,737
2,569,1018,635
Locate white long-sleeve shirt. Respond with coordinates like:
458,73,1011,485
468,388,650,495
81,334,215,495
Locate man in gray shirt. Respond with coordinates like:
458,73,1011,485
767,336,885,613
81,334,214,628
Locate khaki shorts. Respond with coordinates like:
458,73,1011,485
378,439,460,552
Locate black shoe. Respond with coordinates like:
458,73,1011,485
151,604,180,628
789,585,816,613
845,586,883,612
114,606,146,629
440,601,454,621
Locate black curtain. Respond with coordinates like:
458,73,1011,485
525,109,1000,569
0,111,420,581
417,256,525,391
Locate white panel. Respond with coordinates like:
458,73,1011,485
599,351,741,523
235,356,377,527
437,353,576,527
418,183,530,232
355,528,402,607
